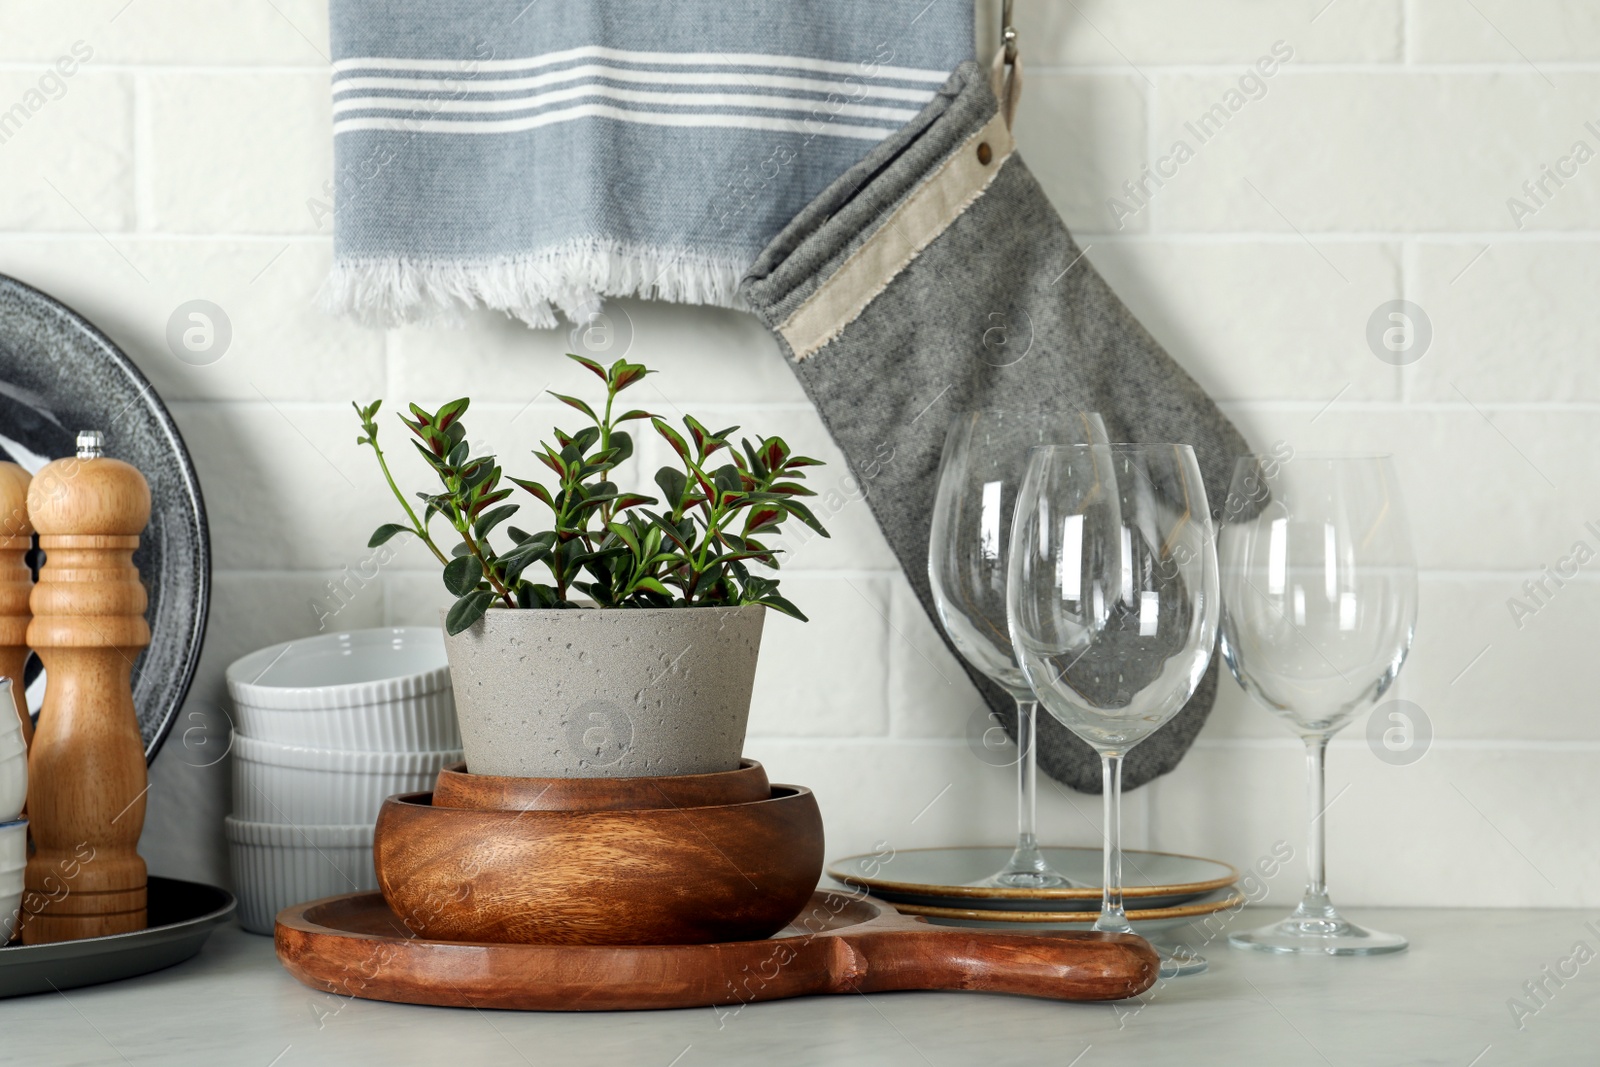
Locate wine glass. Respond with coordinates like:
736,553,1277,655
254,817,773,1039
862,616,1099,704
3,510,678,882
929,409,1107,889
1218,454,1416,956
1007,444,1219,976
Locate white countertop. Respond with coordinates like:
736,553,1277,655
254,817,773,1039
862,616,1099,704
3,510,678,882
3,908,1595,1066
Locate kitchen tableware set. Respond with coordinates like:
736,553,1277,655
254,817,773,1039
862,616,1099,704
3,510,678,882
0,434,158,945
224,627,461,934
271,614,1165,1008
927,409,1109,890
1007,443,1221,976
905,415,1420,967
280,756,1161,1007
829,846,1242,931
0,420,236,993
277,888,1157,1010
1218,455,1417,956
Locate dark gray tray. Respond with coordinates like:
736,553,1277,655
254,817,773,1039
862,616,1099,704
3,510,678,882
0,272,210,761
0,876,234,998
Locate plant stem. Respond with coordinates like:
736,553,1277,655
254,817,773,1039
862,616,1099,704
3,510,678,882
366,431,449,567
454,523,516,607
598,385,616,528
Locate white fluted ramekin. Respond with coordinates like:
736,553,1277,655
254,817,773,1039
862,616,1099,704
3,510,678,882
0,747,23,825
225,627,458,752
0,818,27,942
0,687,26,823
231,689,459,751
231,735,460,825
225,817,375,935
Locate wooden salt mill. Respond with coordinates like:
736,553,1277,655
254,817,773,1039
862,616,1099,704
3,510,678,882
0,462,31,747
22,430,151,943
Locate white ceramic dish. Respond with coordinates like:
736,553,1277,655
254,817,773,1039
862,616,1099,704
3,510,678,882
230,690,459,752
225,817,375,936
0,689,24,823
917,888,1247,936
226,628,457,751
0,818,26,943
828,846,1238,913
231,735,460,826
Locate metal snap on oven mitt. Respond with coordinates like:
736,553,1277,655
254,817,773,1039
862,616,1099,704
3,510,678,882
739,59,1250,793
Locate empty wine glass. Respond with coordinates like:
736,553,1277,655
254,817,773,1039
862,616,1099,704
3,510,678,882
929,409,1108,889
1007,444,1219,976
1219,453,1416,955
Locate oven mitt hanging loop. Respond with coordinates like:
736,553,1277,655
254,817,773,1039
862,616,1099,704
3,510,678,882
740,61,1249,793
989,42,1023,130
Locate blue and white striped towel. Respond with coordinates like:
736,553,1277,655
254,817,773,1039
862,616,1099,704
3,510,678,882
325,1,973,327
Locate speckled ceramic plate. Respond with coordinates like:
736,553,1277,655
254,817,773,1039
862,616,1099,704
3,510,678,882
0,877,234,998
903,888,1247,934
0,272,209,761
828,846,1238,912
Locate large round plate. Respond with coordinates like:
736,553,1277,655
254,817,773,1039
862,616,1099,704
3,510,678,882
828,846,1238,913
907,888,1246,935
0,273,209,761
0,876,234,998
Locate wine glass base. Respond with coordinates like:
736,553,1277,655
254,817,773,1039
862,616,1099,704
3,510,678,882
1098,918,1207,978
981,867,1079,890
1229,913,1408,957
1156,943,1208,978
977,846,1081,889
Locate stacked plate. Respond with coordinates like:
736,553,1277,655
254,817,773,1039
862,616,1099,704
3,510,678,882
224,628,462,934
827,846,1243,936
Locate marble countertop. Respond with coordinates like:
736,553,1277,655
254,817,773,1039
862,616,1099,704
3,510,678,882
3,907,1595,1066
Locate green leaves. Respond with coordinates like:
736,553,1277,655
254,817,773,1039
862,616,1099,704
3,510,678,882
368,523,410,548
654,467,687,505
353,399,382,445
474,504,518,539
549,392,598,421
512,477,554,508
564,352,651,393
443,554,483,596
353,352,831,623
446,590,495,635
611,362,649,391
435,397,470,430
652,417,690,461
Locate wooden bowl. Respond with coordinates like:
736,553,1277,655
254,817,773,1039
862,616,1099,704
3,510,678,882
374,786,823,946
432,759,770,811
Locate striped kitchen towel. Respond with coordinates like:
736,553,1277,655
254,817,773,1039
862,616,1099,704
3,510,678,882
324,0,973,327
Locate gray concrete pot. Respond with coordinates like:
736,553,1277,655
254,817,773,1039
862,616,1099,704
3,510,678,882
440,604,766,778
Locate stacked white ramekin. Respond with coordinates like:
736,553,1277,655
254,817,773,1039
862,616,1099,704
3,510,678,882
224,628,461,934
0,678,25,942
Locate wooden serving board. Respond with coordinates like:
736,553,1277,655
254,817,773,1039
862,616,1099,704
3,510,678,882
276,890,1158,1010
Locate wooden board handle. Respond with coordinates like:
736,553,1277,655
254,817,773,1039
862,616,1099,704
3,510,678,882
273,891,1161,1011
838,928,1159,1002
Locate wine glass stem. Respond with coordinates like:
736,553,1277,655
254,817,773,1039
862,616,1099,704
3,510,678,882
1016,698,1039,855
1304,734,1330,899
1095,752,1128,932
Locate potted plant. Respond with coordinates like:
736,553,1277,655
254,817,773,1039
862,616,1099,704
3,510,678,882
353,355,829,778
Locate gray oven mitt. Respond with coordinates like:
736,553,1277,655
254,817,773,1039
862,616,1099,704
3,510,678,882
739,59,1249,793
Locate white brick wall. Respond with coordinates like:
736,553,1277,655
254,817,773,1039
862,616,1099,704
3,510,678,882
1,2,1593,907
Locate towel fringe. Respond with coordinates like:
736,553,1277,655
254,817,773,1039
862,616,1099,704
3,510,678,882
320,241,750,329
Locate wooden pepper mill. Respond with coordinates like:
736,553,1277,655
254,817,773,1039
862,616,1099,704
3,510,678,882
0,461,32,747
22,431,151,944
